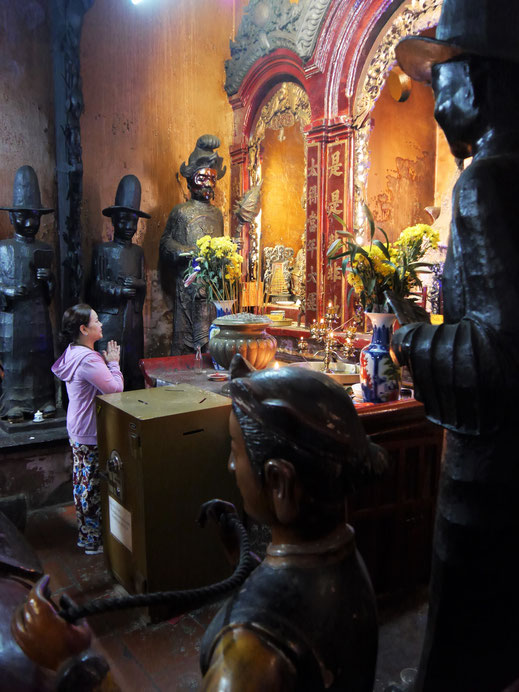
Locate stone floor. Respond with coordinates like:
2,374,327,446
25,503,428,691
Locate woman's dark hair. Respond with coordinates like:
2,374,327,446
59,303,92,349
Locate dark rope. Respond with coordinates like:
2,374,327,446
58,514,255,623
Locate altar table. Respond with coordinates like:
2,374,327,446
139,355,443,599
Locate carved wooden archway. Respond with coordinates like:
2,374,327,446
227,0,442,325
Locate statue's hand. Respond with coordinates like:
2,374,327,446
389,324,414,367
11,575,92,671
36,268,50,281
198,499,239,529
198,500,242,567
118,276,137,296
3,285,28,298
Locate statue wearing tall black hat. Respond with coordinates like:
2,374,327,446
90,175,150,390
160,135,226,355
390,1,519,690
0,165,56,423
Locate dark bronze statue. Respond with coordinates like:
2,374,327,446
197,355,385,690
91,175,149,391
392,1,519,689
0,166,56,423
0,511,54,692
11,355,385,691
160,135,226,355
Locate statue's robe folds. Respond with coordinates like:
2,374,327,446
0,238,55,417
394,141,519,692
159,200,223,355
91,242,145,391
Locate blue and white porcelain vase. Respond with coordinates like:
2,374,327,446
359,312,401,403
209,300,235,370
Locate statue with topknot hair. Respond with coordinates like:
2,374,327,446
160,135,226,355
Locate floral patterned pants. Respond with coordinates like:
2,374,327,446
71,441,102,550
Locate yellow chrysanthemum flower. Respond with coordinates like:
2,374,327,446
186,235,243,301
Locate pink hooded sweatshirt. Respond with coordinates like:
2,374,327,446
52,345,124,445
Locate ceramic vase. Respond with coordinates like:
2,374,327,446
359,312,401,403
209,300,235,370
209,313,277,370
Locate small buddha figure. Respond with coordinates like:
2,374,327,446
291,231,307,301
0,165,56,423
160,135,226,355
263,244,294,303
91,175,150,391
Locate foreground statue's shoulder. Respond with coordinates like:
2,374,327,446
92,242,123,264
0,242,13,277
33,239,53,252
162,203,191,242
133,242,145,257
202,626,296,692
453,155,519,241
456,153,519,199
92,241,115,252
164,201,192,225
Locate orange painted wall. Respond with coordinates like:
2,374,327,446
366,72,437,242
0,2,58,340
261,124,306,255
80,0,246,355
0,3,56,247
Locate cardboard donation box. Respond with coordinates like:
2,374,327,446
96,384,238,617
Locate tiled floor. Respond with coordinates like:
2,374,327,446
24,503,427,691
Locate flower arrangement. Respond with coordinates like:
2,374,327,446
391,223,440,298
184,235,243,302
327,206,439,312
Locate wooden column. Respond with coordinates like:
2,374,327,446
50,0,94,311
305,119,354,326
229,142,249,242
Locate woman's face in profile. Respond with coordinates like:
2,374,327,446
86,310,103,343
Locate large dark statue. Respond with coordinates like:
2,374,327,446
160,135,226,355
1,506,104,691
0,166,56,423
91,175,149,391
392,1,519,689
198,356,385,690
11,355,385,691
0,511,53,692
